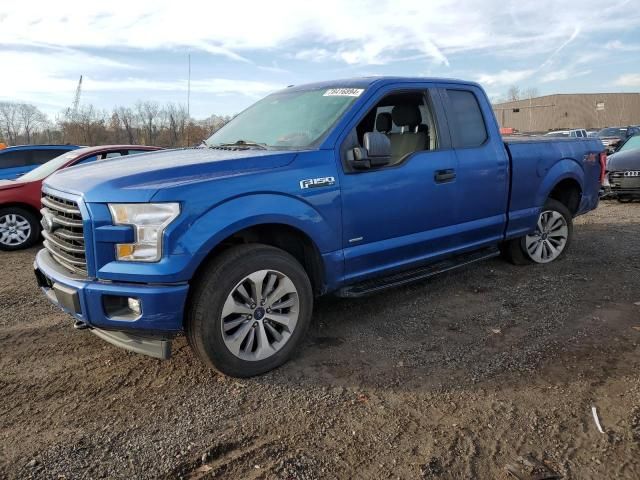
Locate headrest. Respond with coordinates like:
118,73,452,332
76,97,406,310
392,105,421,128
375,112,392,133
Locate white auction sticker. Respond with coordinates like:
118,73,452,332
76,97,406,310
323,88,364,97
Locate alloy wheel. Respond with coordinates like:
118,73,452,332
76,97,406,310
220,269,299,361
524,210,568,263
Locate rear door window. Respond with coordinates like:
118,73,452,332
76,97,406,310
445,89,488,148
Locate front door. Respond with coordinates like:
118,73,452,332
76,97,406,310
338,86,460,284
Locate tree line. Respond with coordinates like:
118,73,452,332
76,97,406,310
0,101,232,148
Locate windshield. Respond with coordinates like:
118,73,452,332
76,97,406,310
618,135,640,153
598,128,625,137
204,87,363,150
19,151,82,181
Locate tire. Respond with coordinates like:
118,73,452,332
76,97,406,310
0,207,40,251
617,196,633,203
501,198,573,265
186,244,313,377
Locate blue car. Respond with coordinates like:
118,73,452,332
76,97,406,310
35,77,605,377
0,144,80,180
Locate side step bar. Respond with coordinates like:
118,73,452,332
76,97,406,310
337,247,500,298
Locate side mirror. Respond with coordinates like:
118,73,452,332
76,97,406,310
348,131,391,170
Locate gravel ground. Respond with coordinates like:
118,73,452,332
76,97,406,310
1,201,639,479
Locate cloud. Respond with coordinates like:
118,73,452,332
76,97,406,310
0,47,137,105
540,69,592,83
476,69,536,87
294,49,333,62
88,78,280,97
1,0,639,115
1,0,638,67
614,73,640,87
0,46,280,114
605,40,640,51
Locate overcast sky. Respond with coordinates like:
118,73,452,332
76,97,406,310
1,0,639,119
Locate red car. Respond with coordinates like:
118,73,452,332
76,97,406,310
0,145,162,251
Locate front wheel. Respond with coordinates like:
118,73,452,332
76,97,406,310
501,198,573,265
186,244,313,377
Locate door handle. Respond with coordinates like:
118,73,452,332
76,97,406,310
434,169,456,183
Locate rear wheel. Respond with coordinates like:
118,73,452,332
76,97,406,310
186,244,313,377
501,198,573,265
0,207,40,251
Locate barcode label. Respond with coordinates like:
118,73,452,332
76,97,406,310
323,88,364,97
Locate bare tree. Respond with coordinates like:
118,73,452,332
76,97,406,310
507,86,521,102
523,87,539,100
71,105,108,145
0,102,22,145
18,104,47,144
136,101,161,145
0,99,233,147
163,103,188,147
114,106,137,144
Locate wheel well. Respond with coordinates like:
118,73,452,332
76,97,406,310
195,224,325,295
548,179,581,215
0,203,41,219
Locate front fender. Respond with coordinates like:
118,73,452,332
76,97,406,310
176,193,340,279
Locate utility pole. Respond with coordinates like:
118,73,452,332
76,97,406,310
187,53,191,118
187,54,191,146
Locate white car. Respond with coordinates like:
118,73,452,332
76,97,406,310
544,129,588,138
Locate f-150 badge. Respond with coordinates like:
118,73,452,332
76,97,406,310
299,177,336,189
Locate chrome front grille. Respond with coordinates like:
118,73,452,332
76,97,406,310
610,172,640,191
41,193,87,275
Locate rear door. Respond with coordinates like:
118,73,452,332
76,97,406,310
438,86,510,249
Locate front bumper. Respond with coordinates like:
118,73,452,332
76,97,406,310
34,249,189,359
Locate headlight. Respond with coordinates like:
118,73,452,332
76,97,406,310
108,203,180,262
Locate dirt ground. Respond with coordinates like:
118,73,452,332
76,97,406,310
1,201,639,479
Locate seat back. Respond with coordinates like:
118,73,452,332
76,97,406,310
387,105,427,163
375,112,392,133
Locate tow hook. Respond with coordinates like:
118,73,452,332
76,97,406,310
73,320,89,330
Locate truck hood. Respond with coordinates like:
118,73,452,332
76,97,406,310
607,149,640,171
44,148,298,202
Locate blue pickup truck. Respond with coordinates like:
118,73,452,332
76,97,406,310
34,77,605,377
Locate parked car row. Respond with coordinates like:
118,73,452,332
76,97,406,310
0,145,162,250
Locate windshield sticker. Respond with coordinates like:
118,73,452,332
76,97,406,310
323,88,364,97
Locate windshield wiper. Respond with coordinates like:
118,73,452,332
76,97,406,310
212,140,269,150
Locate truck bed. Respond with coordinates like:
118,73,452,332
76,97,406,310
503,137,604,240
